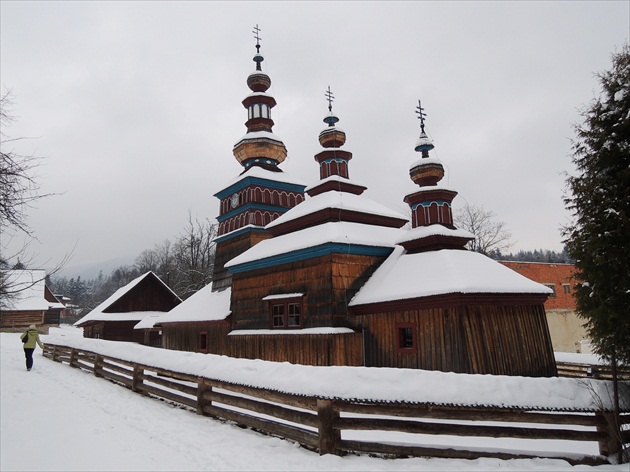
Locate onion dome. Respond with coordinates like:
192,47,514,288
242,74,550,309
403,99,467,241
233,25,287,170
312,87,353,183
409,100,444,187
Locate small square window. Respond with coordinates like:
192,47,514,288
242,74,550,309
544,284,556,298
400,327,414,348
563,283,571,294
396,323,416,352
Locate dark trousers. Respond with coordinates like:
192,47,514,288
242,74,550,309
23,348,35,369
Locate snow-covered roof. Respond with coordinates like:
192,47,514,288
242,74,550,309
396,224,474,245
219,165,308,192
74,272,179,326
266,191,407,229
76,311,165,324
303,175,367,193
0,270,54,311
229,327,355,336
407,184,458,195
410,156,443,170
133,314,164,330
262,293,304,300
156,284,231,324
233,130,284,146
244,91,274,99
350,247,552,307
226,221,403,269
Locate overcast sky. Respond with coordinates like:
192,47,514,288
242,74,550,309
1,1,628,275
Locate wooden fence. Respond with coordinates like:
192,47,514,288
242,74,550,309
43,343,629,466
557,361,630,381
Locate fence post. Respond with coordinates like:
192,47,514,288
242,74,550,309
69,349,78,368
94,355,104,378
197,377,210,415
317,399,340,456
52,345,59,362
132,365,144,393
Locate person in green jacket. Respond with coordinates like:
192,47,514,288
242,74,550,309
20,324,45,371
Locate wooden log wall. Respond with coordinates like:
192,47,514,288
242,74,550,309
353,304,557,377
41,342,627,465
0,310,44,329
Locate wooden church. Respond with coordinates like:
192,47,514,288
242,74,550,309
158,31,557,377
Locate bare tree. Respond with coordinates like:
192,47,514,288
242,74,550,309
173,214,216,299
1,89,66,305
454,203,513,256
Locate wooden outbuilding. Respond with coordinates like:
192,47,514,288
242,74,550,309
0,269,65,333
75,271,181,342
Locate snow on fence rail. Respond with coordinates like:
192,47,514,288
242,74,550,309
43,343,629,465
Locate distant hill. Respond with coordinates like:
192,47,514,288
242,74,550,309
56,255,135,280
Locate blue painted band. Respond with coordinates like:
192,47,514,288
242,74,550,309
228,243,393,273
215,177,306,199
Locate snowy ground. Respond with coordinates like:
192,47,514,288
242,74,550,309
1,326,626,471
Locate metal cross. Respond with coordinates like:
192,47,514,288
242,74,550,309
325,86,335,112
416,99,427,133
253,24,262,52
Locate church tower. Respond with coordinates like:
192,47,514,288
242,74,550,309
212,26,306,291
399,100,474,253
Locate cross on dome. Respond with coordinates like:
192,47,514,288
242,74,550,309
416,99,427,133
323,86,339,127
252,24,264,71
253,24,262,52
325,86,335,112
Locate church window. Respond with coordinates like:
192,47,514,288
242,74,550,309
272,305,284,328
265,294,304,329
287,303,301,327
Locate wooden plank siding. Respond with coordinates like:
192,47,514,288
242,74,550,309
161,322,231,354
353,304,557,377
104,275,180,313
228,332,363,366
213,231,271,291
230,253,385,330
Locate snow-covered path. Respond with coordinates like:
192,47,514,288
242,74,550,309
0,329,625,471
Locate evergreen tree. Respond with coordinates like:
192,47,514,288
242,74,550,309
563,44,630,366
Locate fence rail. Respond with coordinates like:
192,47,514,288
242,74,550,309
43,344,628,466
556,361,630,380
